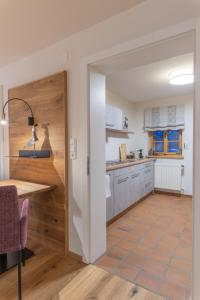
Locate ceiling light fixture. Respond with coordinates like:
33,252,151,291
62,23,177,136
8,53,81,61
169,69,194,85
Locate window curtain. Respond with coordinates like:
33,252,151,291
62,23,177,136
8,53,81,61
144,105,185,132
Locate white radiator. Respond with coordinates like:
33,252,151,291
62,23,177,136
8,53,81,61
154,164,182,191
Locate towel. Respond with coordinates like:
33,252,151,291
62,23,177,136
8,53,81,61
105,174,111,198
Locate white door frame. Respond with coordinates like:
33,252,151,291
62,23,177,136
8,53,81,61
80,18,199,299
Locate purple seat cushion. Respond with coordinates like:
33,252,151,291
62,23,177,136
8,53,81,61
0,185,29,254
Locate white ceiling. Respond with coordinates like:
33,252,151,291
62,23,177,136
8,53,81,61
106,53,194,102
92,32,195,102
93,32,195,75
0,0,144,68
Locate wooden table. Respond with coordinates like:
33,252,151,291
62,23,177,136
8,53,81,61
0,179,55,197
0,179,55,274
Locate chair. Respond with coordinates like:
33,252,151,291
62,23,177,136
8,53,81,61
0,185,29,300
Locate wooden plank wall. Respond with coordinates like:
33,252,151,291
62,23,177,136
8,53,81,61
8,71,68,253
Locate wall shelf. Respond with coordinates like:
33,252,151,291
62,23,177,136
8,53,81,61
106,127,134,134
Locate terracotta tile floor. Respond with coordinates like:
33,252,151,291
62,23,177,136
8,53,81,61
95,193,192,300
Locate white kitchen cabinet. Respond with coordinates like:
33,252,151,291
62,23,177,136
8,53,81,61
106,161,155,222
106,104,123,130
129,171,141,205
106,171,114,221
141,162,154,197
113,174,130,216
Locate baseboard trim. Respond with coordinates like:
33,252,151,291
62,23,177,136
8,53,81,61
154,189,193,198
154,189,181,197
107,192,153,226
181,194,193,198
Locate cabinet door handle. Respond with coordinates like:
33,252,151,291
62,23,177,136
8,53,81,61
145,164,152,168
131,173,139,179
181,165,184,176
118,177,129,184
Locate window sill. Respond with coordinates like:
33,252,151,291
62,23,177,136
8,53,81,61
148,155,184,160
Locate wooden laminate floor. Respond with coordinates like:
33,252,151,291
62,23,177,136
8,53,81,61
58,265,163,300
95,193,192,300
0,239,163,300
0,238,85,300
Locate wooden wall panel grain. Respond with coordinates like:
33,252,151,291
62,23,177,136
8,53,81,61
8,71,68,253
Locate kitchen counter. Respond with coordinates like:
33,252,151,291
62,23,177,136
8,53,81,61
106,158,155,222
106,157,156,171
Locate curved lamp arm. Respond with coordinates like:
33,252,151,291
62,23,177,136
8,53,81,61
2,97,35,126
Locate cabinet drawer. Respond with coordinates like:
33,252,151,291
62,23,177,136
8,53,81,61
144,167,153,174
116,175,129,185
113,174,130,216
129,171,141,205
145,161,154,166
113,167,130,177
128,164,143,173
130,172,140,179
110,161,155,219
142,162,154,169
144,180,154,194
144,168,154,179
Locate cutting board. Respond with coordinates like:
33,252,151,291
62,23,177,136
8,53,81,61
119,144,127,161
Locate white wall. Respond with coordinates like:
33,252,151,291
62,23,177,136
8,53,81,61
106,90,136,161
133,94,193,195
106,92,193,195
0,0,198,259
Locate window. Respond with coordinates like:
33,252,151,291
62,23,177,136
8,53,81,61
149,130,182,158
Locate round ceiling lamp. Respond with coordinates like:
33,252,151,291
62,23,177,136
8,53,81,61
169,69,194,85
